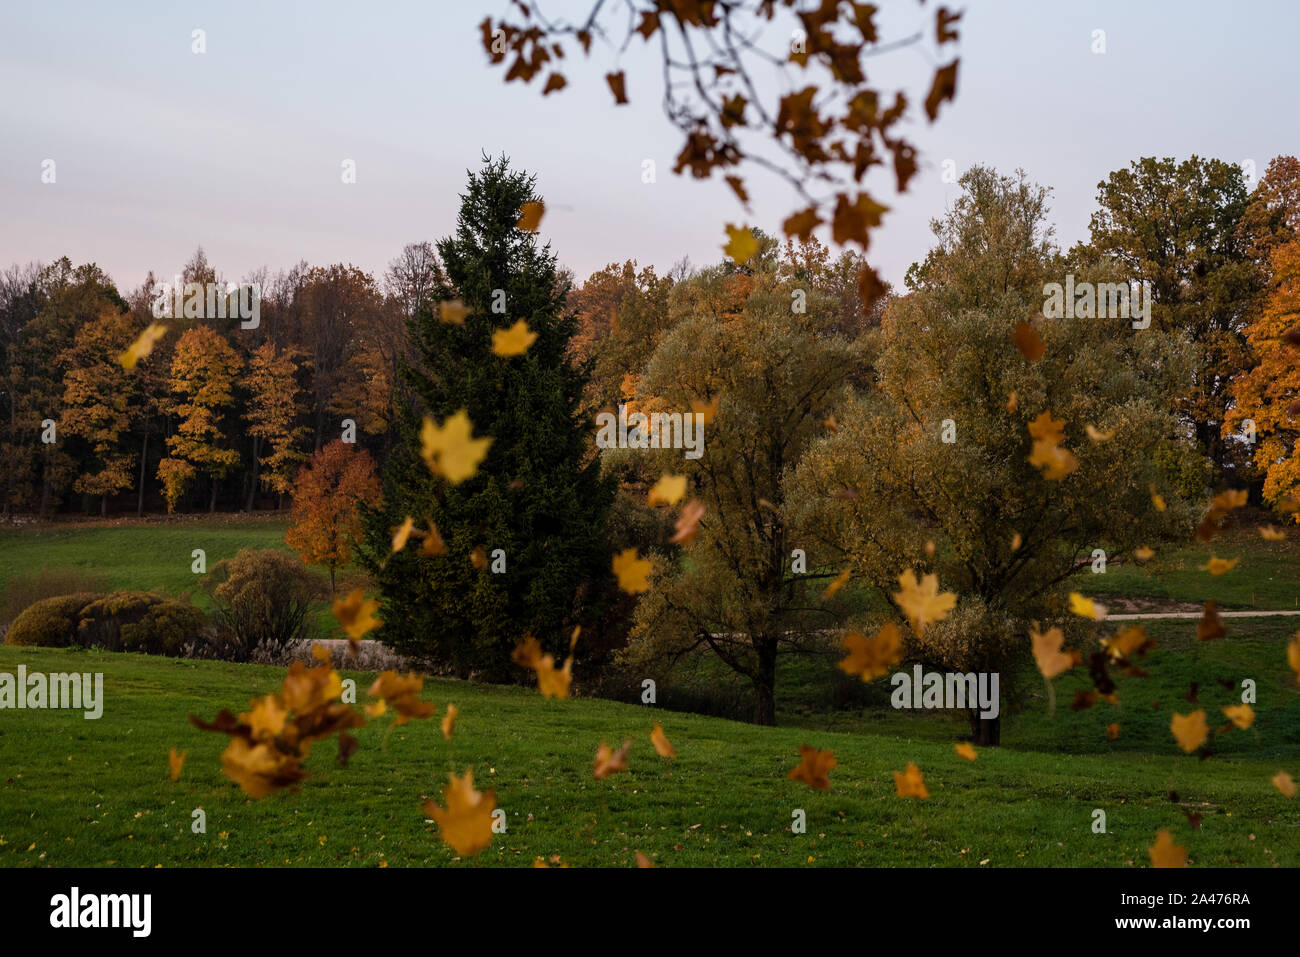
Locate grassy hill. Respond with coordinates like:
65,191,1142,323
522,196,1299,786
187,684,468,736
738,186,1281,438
1,640,1296,868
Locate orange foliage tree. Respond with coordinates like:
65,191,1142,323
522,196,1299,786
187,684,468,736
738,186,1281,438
1225,237,1300,516
284,440,380,592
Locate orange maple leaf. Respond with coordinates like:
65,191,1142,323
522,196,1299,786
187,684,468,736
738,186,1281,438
788,745,836,790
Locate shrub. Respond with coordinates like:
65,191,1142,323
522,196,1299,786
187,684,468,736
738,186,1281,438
203,549,326,661
5,591,209,655
4,593,101,647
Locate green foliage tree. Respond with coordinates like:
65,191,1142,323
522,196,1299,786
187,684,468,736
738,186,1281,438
361,155,614,680
617,259,862,726
793,167,1201,744
1084,156,1261,477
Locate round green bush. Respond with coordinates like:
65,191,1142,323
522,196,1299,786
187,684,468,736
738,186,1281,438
4,590,209,655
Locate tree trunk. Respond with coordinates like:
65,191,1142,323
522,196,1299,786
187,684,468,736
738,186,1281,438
100,494,107,518
969,710,1001,746
752,636,778,726
137,429,148,517
247,435,261,512
209,478,218,513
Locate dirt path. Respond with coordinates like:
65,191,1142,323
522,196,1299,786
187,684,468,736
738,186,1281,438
1108,609,1300,621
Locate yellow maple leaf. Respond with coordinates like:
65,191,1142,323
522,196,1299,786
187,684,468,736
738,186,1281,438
788,745,836,790
441,704,458,740
722,224,758,264
594,740,632,779
424,771,496,857
421,521,446,556
647,473,687,507
492,319,538,357
1068,592,1105,620
1030,626,1074,679
1028,438,1079,480
1085,424,1114,442
1273,770,1296,799
332,589,382,645
1259,525,1286,541
1222,703,1254,730
612,548,652,593
690,395,720,425
650,724,676,759
892,569,956,637
439,299,470,325
1289,632,1300,684
837,623,904,681
510,636,573,699
391,516,416,553
516,201,545,232
1135,546,1155,560
893,762,929,798
1200,556,1238,576
168,747,186,782
954,742,977,761
1027,411,1066,445
1148,829,1187,868
119,324,168,369
1171,710,1208,753
1106,722,1120,740
1010,531,1022,551
420,409,492,484
820,567,851,601
1150,484,1167,511
243,693,288,740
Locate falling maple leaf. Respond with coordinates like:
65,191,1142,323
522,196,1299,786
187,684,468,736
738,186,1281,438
690,395,720,424
647,473,687,507
1102,625,1155,662
1148,829,1188,868
1106,723,1120,741
635,851,655,868
1012,321,1045,360
511,636,574,699
391,516,416,553
838,623,904,681
722,224,758,264
594,740,632,779
119,324,168,369
420,409,492,484
1222,703,1254,731
892,569,956,637
1010,531,1022,551
788,746,836,790
1028,438,1079,480
368,671,437,725
424,771,497,857
1200,556,1238,576
1028,411,1066,446
1259,525,1286,541
332,589,382,649
893,762,929,798
1135,546,1155,561
441,704,458,740
820,567,851,601
1288,632,1300,684
1005,391,1018,413
1085,424,1115,442
612,548,652,593
516,201,545,232
421,521,446,556
168,747,186,782
492,319,538,357
670,500,706,546
1068,592,1105,620
1030,626,1074,679
650,724,676,759
954,742,977,761
470,545,488,570
1171,710,1209,753
439,299,471,325
1273,770,1296,798
1150,485,1167,511
1196,601,1227,641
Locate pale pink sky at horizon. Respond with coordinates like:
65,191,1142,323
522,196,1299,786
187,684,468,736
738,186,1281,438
1,0,1296,296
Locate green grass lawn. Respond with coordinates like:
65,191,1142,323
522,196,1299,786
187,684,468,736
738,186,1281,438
1,639,1296,868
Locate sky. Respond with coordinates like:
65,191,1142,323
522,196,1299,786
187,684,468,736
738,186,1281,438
1,0,1298,295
